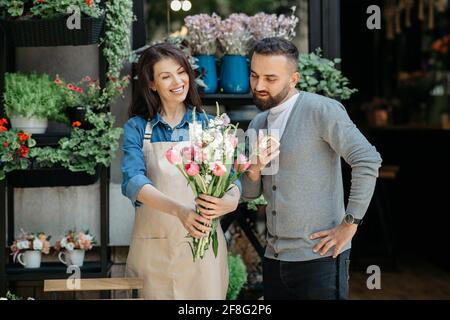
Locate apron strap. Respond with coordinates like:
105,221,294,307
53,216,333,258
144,120,152,141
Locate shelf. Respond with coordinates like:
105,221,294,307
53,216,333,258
6,165,101,188
4,261,113,281
32,132,71,147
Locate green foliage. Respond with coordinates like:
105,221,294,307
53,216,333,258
98,0,134,107
4,72,68,122
244,195,267,211
0,0,104,19
30,107,123,174
226,253,248,300
297,48,357,100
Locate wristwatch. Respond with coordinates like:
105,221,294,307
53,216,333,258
343,213,363,226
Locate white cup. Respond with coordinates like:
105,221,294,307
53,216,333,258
58,249,85,267
17,250,42,268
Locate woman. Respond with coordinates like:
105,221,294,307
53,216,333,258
121,43,241,299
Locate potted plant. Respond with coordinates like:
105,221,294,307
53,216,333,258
297,48,358,100
248,8,299,43
184,13,221,94
55,74,103,130
0,0,105,47
55,230,96,267
0,118,36,180
4,72,68,134
10,229,51,269
217,13,252,94
226,253,247,300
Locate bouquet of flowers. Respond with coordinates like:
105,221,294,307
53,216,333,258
54,230,96,252
0,118,36,180
165,104,250,261
10,229,51,263
184,13,221,55
248,7,299,42
217,13,252,56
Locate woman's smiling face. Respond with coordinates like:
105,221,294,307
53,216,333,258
150,58,190,104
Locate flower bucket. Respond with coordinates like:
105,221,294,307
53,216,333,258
58,249,85,267
10,115,48,134
0,15,105,47
220,55,250,94
195,55,218,93
17,251,41,269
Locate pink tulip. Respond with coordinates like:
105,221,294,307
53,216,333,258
165,147,182,165
234,154,251,173
185,162,200,176
182,146,195,161
212,161,227,176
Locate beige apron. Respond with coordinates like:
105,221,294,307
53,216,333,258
125,120,229,300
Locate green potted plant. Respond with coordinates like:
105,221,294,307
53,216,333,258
226,253,248,300
0,0,105,46
297,48,357,100
4,72,68,134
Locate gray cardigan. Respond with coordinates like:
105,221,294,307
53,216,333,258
242,91,382,261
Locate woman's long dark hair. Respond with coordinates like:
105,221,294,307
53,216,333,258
129,42,203,119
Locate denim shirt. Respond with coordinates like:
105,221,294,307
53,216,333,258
121,107,242,207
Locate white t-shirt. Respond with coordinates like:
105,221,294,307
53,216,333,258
267,92,300,140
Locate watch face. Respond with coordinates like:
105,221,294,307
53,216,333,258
345,214,354,224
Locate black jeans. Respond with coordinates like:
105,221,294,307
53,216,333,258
263,249,351,300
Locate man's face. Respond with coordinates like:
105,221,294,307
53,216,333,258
250,53,299,111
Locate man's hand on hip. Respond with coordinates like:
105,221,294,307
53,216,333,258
310,223,358,258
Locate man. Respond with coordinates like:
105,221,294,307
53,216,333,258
242,37,382,300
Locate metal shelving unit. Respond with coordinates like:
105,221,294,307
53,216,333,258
0,4,112,296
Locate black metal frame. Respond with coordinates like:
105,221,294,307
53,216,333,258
0,0,124,296
308,0,341,59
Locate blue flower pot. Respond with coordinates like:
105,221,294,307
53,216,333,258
220,55,250,94
195,55,218,94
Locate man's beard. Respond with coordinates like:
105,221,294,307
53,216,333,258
252,85,291,111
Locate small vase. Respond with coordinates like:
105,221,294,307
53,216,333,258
220,55,250,94
10,115,48,134
17,250,42,269
58,249,85,267
195,55,218,94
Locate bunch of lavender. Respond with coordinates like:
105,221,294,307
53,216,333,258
184,13,221,55
217,13,252,56
249,7,299,41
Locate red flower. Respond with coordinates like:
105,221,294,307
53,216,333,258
17,132,29,142
75,87,84,93
0,118,8,126
37,0,45,3
85,0,93,6
3,142,9,148
54,78,62,85
67,83,75,91
72,121,82,128
0,126,7,132
20,145,29,158
83,76,92,82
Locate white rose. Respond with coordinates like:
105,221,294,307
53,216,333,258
33,239,43,251
66,242,75,251
17,240,29,250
